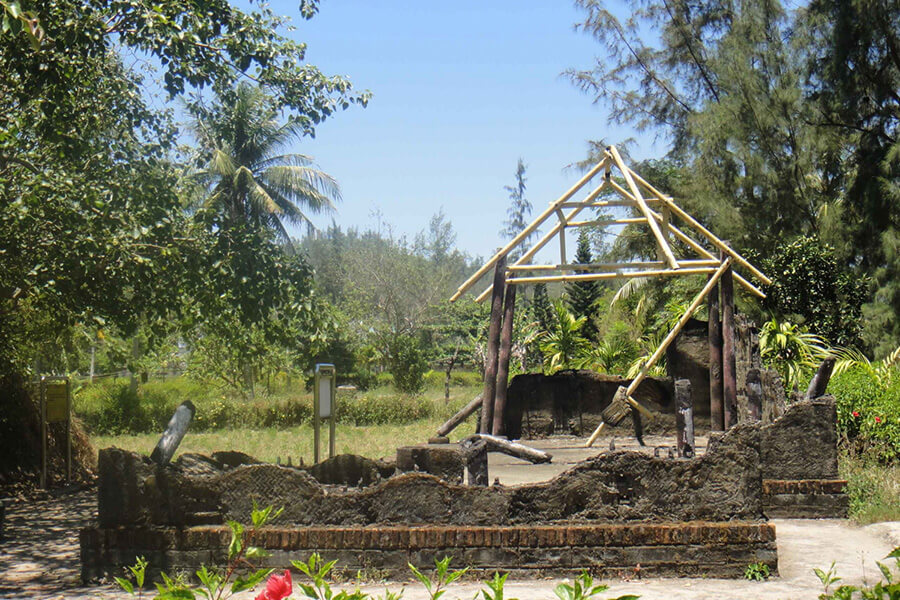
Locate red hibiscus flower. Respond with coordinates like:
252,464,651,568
875,416,882,423
852,411,860,417
256,570,292,600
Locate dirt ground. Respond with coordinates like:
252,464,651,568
2,439,899,599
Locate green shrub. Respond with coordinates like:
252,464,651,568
337,390,432,425
829,368,900,462
375,372,394,387
389,334,428,394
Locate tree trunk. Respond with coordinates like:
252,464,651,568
721,259,737,429
708,275,724,432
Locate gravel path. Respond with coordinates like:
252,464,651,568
1,487,899,599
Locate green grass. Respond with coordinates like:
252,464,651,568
841,452,900,524
88,380,483,464
93,416,479,465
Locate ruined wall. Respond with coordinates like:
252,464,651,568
666,315,785,423
503,371,672,439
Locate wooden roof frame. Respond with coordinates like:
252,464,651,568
449,145,771,304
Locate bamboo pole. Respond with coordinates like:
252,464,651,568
506,259,719,272
625,166,771,285
473,180,609,303
492,284,517,436
607,179,766,299
480,257,507,433
507,267,717,286
451,157,608,302
558,199,656,209
565,217,647,227
585,258,733,447
606,146,680,270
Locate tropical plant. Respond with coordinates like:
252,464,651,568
759,319,831,393
832,345,900,387
539,301,592,373
190,82,342,239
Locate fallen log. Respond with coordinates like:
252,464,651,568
436,394,483,438
464,433,552,464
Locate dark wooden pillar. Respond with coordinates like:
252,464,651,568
480,256,507,434
492,283,517,436
708,275,724,432
721,258,738,429
806,358,836,400
675,379,694,458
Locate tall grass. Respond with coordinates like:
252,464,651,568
74,375,480,435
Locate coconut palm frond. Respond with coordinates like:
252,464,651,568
611,276,649,306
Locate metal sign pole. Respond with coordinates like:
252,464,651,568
313,364,336,464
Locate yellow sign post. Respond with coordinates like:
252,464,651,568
39,377,71,488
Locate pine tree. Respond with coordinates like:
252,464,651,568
500,159,534,259
566,230,602,339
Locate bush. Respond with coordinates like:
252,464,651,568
337,390,432,425
829,368,900,462
389,334,428,394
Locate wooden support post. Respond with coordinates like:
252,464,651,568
806,358,836,400
480,256,507,434
708,274,724,432
492,283,517,436
675,379,694,458
436,394,483,438
747,368,763,422
721,255,738,429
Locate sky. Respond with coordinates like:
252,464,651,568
265,1,664,259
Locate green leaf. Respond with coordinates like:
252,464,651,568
232,568,274,593
114,577,134,595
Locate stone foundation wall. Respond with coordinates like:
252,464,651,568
504,371,673,439
762,479,849,518
80,521,777,581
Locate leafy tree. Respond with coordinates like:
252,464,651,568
0,0,365,474
761,236,869,347
389,333,428,394
565,230,602,339
190,82,341,239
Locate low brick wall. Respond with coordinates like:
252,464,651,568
762,479,849,518
81,521,777,581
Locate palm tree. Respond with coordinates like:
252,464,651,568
539,301,592,373
189,82,340,239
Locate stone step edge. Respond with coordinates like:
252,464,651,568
81,520,775,551
762,479,847,495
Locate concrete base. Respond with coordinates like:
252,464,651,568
80,521,777,582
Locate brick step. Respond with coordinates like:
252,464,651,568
762,479,848,518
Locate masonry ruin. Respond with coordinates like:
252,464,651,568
81,147,848,583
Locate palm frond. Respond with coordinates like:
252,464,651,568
611,276,649,306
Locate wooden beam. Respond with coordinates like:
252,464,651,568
480,257,506,433
473,179,609,303
721,256,737,429
558,200,653,209
507,267,717,286
436,394,483,438
451,157,608,302
492,283,516,436
607,146,680,270
708,273,724,432
625,166,772,286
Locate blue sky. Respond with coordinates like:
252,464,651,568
269,1,662,258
